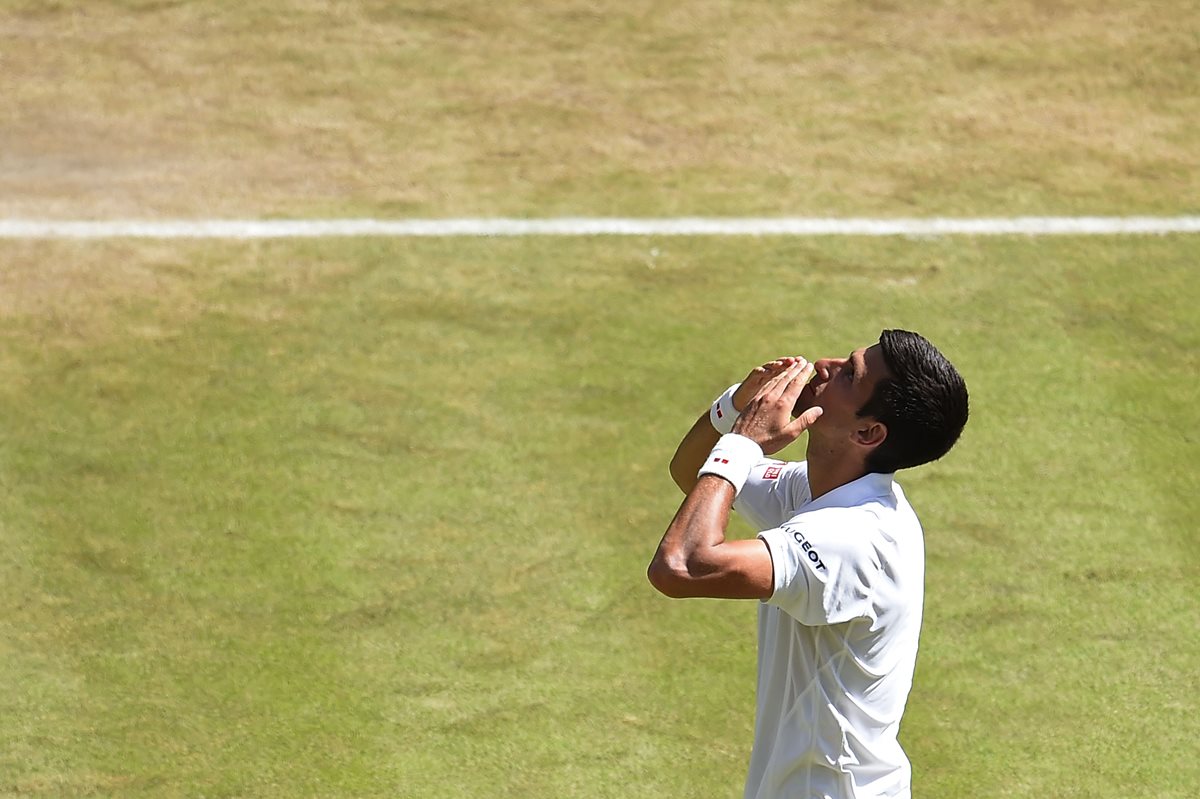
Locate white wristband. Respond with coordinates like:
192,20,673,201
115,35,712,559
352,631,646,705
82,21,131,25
697,434,764,496
709,383,742,434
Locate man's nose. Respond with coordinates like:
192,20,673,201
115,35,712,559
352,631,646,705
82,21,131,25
813,357,847,380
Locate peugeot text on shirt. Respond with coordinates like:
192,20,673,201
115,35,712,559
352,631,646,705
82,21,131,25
781,523,826,572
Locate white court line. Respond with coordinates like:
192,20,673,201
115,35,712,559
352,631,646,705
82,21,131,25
1,217,1199,238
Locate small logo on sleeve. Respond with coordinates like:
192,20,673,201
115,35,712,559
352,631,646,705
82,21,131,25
763,465,782,480
782,524,826,571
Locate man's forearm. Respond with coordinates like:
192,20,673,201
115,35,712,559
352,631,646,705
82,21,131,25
651,359,813,601
668,412,721,493
648,476,735,592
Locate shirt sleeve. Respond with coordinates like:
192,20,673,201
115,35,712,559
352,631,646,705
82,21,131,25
758,510,883,626
734,459,808,531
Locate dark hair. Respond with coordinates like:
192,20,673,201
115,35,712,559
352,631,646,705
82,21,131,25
857,329,969,474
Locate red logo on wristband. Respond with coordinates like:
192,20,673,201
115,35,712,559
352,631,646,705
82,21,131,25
716,408,724,419
763,466,782,480
712,457,729,464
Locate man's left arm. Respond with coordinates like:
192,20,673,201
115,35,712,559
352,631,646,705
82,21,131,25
647,359,823,600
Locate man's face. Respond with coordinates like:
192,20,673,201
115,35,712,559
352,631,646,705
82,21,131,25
796,344,892,442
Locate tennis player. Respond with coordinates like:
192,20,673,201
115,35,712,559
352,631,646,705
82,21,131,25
648,330,969,799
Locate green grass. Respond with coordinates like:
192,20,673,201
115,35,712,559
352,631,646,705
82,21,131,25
3,0,1200,795
1,235,1197,797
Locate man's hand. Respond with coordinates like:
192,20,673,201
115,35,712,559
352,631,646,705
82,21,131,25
669,356,815,493
732,359,824,455
732,357,801,412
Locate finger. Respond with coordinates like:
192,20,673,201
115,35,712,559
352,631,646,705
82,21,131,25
762,358,808,401
759,357,794,374
760,359,801,394
778,361,817,402
786,405,824,434
739,358,796,410
786,358,812,387
747,358,791,384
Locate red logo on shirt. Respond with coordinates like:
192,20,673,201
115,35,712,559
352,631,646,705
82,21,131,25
763,465,782,480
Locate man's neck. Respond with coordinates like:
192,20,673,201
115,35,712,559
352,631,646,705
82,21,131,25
804,441,869,501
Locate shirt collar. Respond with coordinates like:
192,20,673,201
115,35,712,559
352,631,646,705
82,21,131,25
803,470,895,512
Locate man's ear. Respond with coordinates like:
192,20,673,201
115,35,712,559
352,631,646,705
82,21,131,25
854,421,888,449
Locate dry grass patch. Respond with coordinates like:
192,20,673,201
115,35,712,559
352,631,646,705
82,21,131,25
0,241,206,345
2,0,1196,217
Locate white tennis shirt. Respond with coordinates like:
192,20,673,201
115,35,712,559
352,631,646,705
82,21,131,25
734,459,925,799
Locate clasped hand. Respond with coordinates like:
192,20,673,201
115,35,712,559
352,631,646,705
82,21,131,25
731,358,824,456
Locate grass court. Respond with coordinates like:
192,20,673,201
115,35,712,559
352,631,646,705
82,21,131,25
1,2,1198,797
